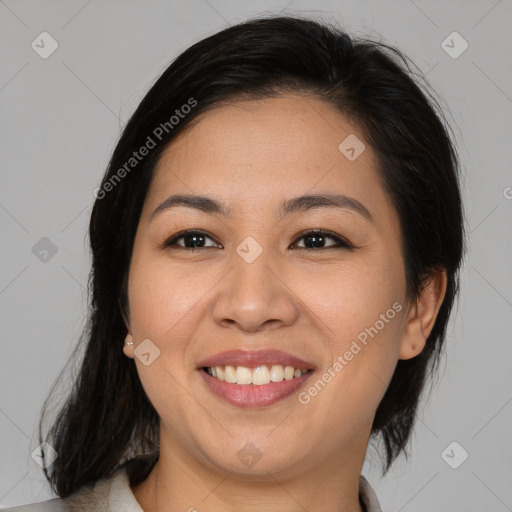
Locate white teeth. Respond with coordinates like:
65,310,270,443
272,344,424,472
270,365,284,382
224,365,236,383
206,364,309,385
252,366,271,385
235,366,252,385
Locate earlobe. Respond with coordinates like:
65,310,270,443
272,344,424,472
123,333,135,358
399,269,447,360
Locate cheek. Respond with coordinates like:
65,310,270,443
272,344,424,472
126,258,208,411
297,255,405,405
296,282,404,451
128,257,209,339
303,259,404,343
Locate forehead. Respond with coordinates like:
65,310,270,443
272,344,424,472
144,94,393,225
158,94,368,175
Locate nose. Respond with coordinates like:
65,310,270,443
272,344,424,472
212,250,299,333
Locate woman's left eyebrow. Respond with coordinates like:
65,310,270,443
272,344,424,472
150,193,373,223
280,193,373,222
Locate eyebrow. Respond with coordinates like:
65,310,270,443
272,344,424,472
150,193,373,222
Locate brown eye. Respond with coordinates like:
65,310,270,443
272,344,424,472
164,230,221,249
291,230,354,250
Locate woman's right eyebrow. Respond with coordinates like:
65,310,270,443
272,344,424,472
151,194,231,219
150,193,373,223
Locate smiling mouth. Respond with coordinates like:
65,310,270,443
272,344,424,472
201,364,312,385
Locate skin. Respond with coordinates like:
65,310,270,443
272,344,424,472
122,94,447,512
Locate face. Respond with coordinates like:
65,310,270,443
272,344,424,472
123,94,422,478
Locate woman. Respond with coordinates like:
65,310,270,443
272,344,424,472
6,15,464,512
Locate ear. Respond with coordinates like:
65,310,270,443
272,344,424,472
123,332,135,359
399,269,447,360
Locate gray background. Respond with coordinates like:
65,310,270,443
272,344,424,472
1,1,511,510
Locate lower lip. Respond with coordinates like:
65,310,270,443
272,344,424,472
198,368,313,408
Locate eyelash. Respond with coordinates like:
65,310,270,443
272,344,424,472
162,229,355,251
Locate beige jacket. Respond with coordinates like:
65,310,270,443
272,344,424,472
2,469,382,512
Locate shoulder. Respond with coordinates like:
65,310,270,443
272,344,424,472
1,466,142,512
359,475,383,512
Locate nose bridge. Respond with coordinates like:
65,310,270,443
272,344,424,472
233,239,274,294
211,236,298,331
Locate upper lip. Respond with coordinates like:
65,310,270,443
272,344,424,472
197,349,316,370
